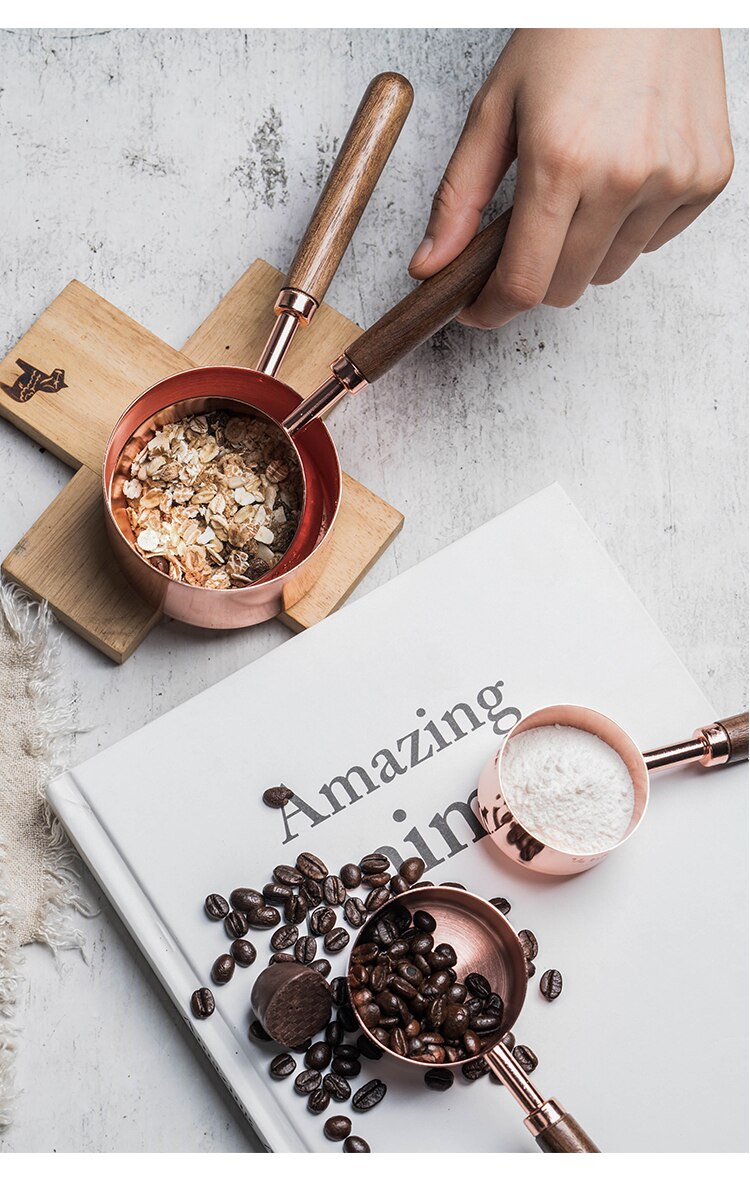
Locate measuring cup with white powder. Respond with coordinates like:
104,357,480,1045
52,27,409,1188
478,704,748,876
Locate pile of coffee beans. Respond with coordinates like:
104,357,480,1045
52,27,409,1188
348,904,505,1066
190,835,562,1148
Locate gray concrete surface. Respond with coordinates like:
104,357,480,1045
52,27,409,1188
0,28,746,1152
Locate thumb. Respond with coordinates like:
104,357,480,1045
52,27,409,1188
409,88,516,279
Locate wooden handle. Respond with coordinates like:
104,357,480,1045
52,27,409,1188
287,73,413,304
716,713,749,763
534,1112,600,1153
345,208,512,383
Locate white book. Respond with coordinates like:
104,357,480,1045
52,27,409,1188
47,484,748,1153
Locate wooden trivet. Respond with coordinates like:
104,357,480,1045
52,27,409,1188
0,262,403,662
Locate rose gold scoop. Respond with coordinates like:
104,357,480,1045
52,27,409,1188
347,887,599,1153
478,705,749,875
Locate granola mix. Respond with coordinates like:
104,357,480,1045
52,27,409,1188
121,411,302,588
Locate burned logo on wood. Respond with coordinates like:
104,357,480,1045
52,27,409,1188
1,358,67,403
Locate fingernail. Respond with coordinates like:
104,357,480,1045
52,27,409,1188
408,236,433,273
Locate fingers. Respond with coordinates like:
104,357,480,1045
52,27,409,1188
457,154,580,328
642,201,712,253
590,202,681,284
408,88,516,279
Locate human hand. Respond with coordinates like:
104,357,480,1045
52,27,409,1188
409,29,734,328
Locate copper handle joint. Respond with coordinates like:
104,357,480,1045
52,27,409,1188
694,721,732,767
256,289,319,378
282,353,367,436
524,1099,567,1137
644,721,733,772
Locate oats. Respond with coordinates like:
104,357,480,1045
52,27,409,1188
137,528,161,552
121,411,301,589
122,478,142,500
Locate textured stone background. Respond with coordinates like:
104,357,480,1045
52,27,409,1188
0,28,746,1151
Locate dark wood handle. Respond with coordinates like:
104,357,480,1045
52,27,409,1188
287,73,413,304
535,1113,600,1153
345,208,512,383
716,713,749,763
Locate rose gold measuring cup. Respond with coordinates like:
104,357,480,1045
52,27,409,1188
347,887,599,1152
478,705,749,875
102,72,414,627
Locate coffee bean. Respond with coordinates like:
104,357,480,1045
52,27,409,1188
465,997,483,1017
372,917,398,947
344,897,367,928
389,1027,408,1056
339,863,362,889
351,943,379,965
411,933,434,956
337,1006,359,1033
224,910,249,939
264,882,293,905
343,1136,371,1153
307,1088,331,1115
296,851,328,881
211,954,235,985
325,1019,344,1048
334,1043,361,1061
490,896,511,916
484,993,504,1016
204,893,229,920
310,907,337,936
332,1055,361,1078
262,784,292,808
424,1067,453,1092
389,975,419,1001
447,983,467,1003
501,1031,516,1051
230,939,257,967
273,864,303,887
357,1034,383,1061
462,1029,481,1056
271,923,298,951
190,988,215,1018
294,1069,322,1094
539,968,563,1000
513,1044,539,1073
324,1115,352,1141
360,853,390,874
441,881,466,890
295,935,317,964
305,1041,332,1071
248,1019,271,1042
526,962,536,978
413,911,437,933
247,905,280,929
230,888,263,913
465,972,491,999
331,976,349,1006
471,1012,502,1035
365,888,391,913
324,927,350,953
443,1002,469,1038
269,951,296,964
269,1053,296,1079
387,940,410,960
518,929,539,961
323,875,346,906
352,988,373,1008
363,872,391,889
399,856,426,884
359,1004,381,1029
390,876,410,895
461,1057,489,1081
352,1078,387,1111
284,893,309,924
433,943,458,966
301,878,323,908
309,959,331,977
323,1073,351,1101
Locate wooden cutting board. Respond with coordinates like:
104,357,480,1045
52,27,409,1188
0,263,403,662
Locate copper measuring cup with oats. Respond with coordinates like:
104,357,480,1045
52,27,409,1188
347,887,599,1153
478,705,749,876
102,73,413,628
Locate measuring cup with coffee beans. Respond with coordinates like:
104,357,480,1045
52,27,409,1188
347,886,599,1153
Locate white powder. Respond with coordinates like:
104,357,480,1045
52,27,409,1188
501,724,635,854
